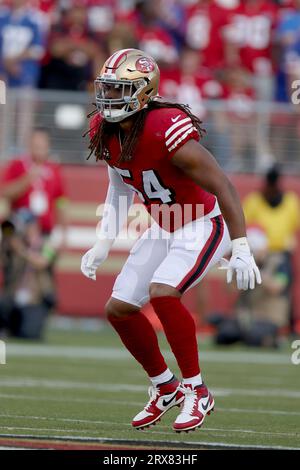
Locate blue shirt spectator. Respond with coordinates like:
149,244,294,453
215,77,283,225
0,1,45,88
277,3,300,61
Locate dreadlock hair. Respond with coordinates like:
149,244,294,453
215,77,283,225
85,99,206,164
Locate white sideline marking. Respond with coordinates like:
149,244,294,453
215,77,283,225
0,433,298,451
0,419,298,440
0,377,146,392
217,407,300,417
0,426,101,435
0,393,140,406
0,393,299,417
0,446,29,450
1,377,300,398
6,343,293,365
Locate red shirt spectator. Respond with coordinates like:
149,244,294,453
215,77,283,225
33,0,56,14
185,0,241,70
136,25,179,66
160,47,224,119
224,0,279,75
2,129,66,234
223,67,256,122
43,3,101,90
85,0,116,36
128,1,179,67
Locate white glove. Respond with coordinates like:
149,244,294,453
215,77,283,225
81,239,113,281
220,237,262,290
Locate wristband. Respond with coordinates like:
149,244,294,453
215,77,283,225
94,237,114,252
232,237,251,254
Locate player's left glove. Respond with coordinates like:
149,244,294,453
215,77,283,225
220,237,262,290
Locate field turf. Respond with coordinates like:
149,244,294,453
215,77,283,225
0,325,299,450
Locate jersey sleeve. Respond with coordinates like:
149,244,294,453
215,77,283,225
2,159,25,183
98,165,134,240
158,108,200,158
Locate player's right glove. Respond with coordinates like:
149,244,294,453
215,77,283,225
81,239,113,281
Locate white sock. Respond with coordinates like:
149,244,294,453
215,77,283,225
150,368,174,387
182,374,203,389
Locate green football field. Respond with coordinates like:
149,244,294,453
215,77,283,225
0,324,299,450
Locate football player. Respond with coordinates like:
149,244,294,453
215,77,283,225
81,48,261,433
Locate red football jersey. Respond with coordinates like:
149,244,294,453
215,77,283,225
90,107,216,232
225,0,279,74
2,157,65,234
185,1,240,70
160,67,224,119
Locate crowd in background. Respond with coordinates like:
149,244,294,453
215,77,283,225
0,0,300,103
0,0,300,342
0,128,68,339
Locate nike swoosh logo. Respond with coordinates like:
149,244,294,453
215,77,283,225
171,115,181,123
162,391,178,407
201,396,210,411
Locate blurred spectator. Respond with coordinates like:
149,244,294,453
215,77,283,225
41,1,103,90
184,0,241,71
0,0,47,152
0,209,56,339
160,46,224,119
106,21,138,57
1,127,68,237
243,166,300,330
156,0,186,47
277,0,300,101
243,166,300,253
86,0,116,37
216,66,257,170
224,0,279,101
210,227,291,347
160,45,228,166
276,0,297,16
0,0,45,88
132,0,180,68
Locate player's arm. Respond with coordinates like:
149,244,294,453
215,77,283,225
172,140,261,290
81,165,134,281
172,139,245,239
10,236,55,270
2,166,40,201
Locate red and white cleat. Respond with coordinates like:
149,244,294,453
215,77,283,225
173,383,214,433
132,379,184,430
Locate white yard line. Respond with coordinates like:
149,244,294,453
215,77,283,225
0,393,300,417
1,377,300,398
0,415,295,436
0,377,146,392
6,343,293,365
217,407,300,417
0,426,102,434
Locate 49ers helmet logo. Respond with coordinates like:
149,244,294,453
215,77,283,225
135,57,155,73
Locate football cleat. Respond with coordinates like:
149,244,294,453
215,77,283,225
173,383,214,433
132,378,184,429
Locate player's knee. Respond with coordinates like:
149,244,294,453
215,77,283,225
105,298,139,319
149,283,181,300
